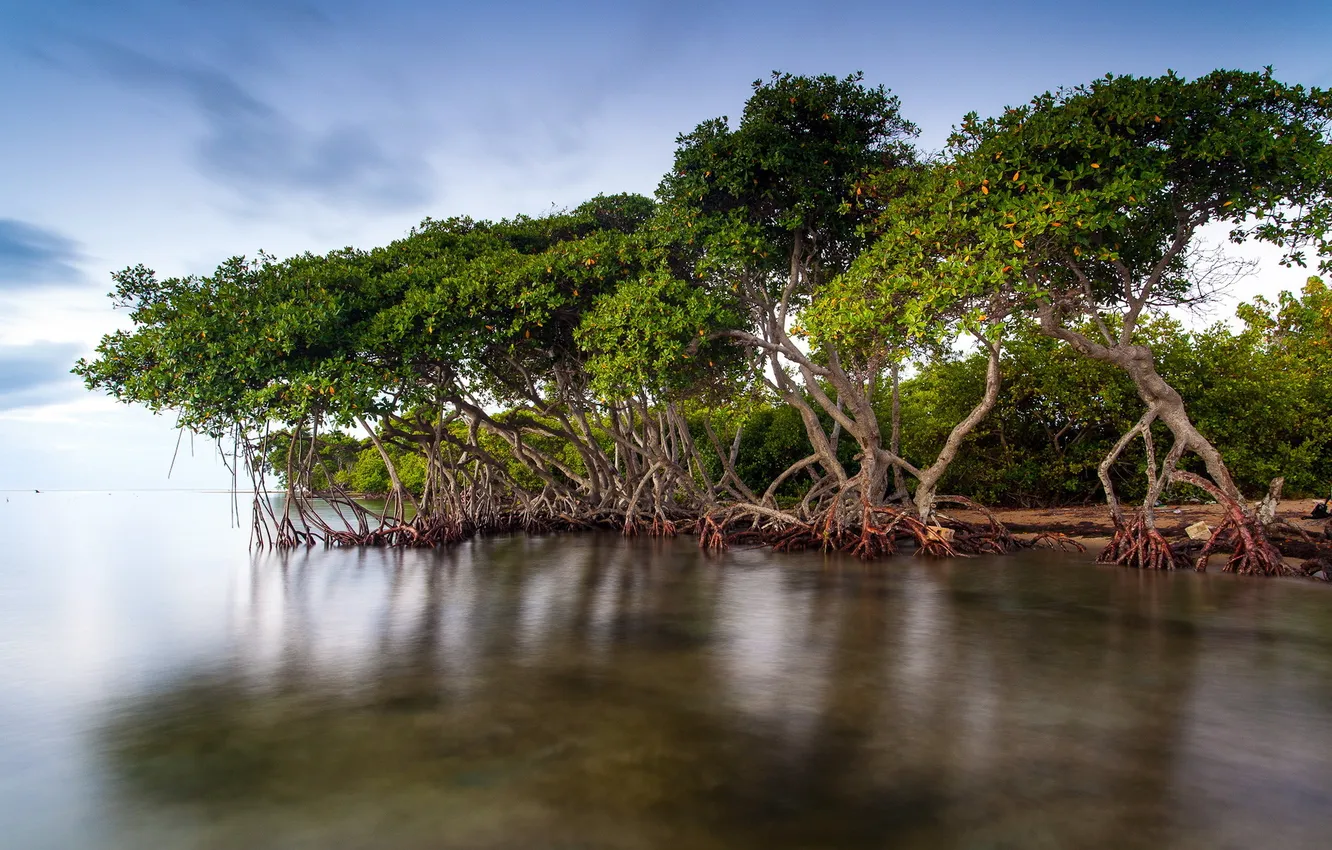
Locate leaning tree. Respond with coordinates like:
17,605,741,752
652,71,922,510
859,68,1332,573
620,72,1024,554
812,156,1015,525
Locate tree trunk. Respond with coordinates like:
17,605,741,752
1041,323,1249,515
889,361,907,501
910,337,1002,521
356,414,419,522
1034,312,1278,576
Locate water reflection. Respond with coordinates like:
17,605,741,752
73,535,1332,849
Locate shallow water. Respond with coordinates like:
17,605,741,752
1,491,1330,849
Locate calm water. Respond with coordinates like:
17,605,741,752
1,492,1330,849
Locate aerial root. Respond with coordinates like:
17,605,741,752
258,495,1031,565
697,513,731,552
1098,515,1188,570
1192,510,1291,575
702,497,1033,560
694,500,1011,560
1169,471,1291,576
849,502,900,559
933,496,1022,555
1027,532,1088,552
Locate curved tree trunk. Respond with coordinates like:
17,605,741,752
1037,313,1286,574
1115,345,1246,507
889,361,908,502
1037,320,1248,514
911,335,1002,522
356,414,420,523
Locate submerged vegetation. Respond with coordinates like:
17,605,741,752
76,70,1332,574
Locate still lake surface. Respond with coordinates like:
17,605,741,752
1,491,1330,849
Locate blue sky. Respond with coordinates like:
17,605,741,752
1,0,1329,489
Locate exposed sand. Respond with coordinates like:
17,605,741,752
954,499,1330,547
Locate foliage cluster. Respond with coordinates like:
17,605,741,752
74,69,1332,553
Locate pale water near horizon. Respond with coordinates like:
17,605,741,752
1,491,1330,849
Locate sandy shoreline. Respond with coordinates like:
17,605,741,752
947,499,1332,571
962,498,1324,537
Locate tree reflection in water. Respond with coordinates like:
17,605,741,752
99,536,1332,849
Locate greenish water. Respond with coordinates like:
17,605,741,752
1,492,1330,849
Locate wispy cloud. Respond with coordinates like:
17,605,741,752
77,40,436,210
0,220,83,289
0,342,85,411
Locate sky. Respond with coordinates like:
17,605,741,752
1,0,1329,490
